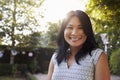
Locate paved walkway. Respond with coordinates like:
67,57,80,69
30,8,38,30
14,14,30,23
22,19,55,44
111,75,120,80
34,73,120,80
34,74,47,80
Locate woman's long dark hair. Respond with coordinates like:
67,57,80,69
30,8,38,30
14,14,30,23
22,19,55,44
56,10,98,65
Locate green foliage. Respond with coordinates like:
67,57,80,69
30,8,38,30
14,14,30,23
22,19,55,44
46,21,61,47
29,58,37,74
86,0,120,51
110,48,120,75
0,13,3,20
17,64,28,74
0,64,12,75
32,47,55,73
17,32,42,48
12,64,17,74
0,64,28,76
0,76,26,80
0,44,55,73
94,33,104,49
28,32,42,47
0,32,5,38
0,0,45,46
0,0,45,64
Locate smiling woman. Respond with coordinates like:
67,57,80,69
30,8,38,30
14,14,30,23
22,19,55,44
41,0,88,22
47,10,110,80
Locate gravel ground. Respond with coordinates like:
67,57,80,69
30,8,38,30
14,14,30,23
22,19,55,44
34,73,120,80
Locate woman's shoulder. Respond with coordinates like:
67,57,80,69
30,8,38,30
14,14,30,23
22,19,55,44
91,48,103,55
51,52,57,64
91,48,104,65
52,51,58,58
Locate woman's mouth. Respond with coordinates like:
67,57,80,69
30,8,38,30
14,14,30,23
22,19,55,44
70,36,82,41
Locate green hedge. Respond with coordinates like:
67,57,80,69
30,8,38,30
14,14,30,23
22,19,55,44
0,64,12,75
110,48,120,75
0,64,28,76
32,47,55,73
0,45,56,74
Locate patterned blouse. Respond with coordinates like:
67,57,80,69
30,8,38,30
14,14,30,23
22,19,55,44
51,48,103,80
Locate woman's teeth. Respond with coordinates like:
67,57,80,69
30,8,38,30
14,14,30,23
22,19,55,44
70,36,82,40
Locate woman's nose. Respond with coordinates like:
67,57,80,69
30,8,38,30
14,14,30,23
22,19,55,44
71,29,78,35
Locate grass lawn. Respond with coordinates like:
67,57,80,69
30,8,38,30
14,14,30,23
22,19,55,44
0,76,26,80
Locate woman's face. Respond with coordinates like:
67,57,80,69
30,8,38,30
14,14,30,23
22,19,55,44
64,16,87,48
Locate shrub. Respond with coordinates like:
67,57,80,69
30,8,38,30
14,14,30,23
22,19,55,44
34,47,55,73
0,64,28,76
17,64,28,74
110,48,120,75
0,64,12,75
0,45,56,74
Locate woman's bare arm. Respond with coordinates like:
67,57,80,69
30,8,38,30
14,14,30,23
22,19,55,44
47,60,54,80
95,52,110,80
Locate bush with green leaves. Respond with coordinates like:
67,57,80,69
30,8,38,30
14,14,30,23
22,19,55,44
0,64,28,76
0,64,12,75
32,47,55,73
110,48,120,75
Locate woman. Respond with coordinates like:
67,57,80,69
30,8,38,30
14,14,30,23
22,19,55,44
47,10,110,80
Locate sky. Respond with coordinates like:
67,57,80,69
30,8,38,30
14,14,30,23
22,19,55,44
41,0,88,23
37,0,88,32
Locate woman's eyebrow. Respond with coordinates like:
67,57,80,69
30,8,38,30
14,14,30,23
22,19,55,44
78,24,82,26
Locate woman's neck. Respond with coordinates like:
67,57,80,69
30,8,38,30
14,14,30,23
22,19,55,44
70,46,81,56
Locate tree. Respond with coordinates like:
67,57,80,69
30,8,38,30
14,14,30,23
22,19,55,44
46,21,61,47
86,0,120,51
0,0,45,64
17,32,42,48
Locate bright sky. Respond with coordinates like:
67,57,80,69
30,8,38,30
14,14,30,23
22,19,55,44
42,0,88,22
38,0,88,31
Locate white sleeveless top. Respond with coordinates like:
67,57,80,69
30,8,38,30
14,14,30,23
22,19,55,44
51,48,103,80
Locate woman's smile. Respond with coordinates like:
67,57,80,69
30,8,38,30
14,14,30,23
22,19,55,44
69,36,82,42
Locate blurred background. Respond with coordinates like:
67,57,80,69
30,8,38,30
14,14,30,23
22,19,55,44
0,0,120,80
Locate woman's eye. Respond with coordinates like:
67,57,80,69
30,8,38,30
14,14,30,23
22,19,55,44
66,26,73,29
67,27,72,29
78,25,83,29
